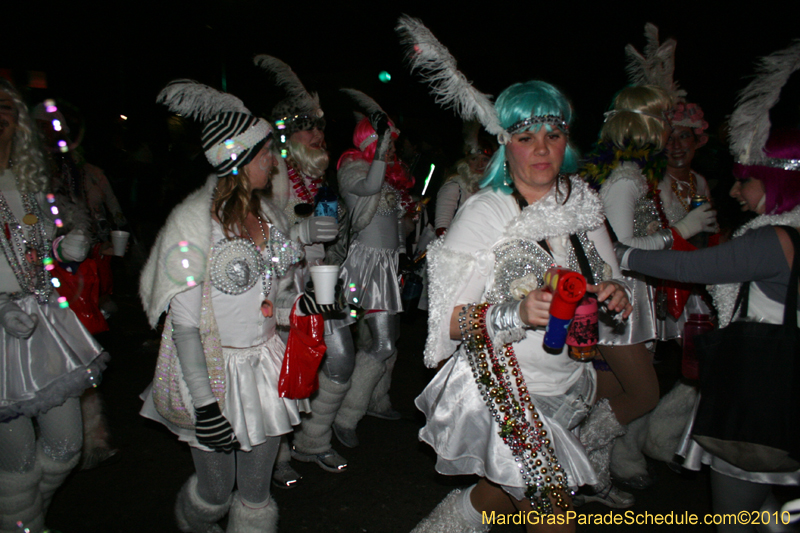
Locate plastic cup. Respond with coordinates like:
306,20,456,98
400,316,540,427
111,230,130,257
309,265,340,305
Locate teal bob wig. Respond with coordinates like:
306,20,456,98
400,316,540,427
481,81,578,193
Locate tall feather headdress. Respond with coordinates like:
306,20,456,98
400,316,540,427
340,88,388,117
253,55,323,119
156,79,271,176
395,15,507,143
729,40,800,166
624,23,687,100
156,79,251,121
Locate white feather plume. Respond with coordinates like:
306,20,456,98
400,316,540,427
253,55,320,115
729,40,800,165
156,79,249,122
624,23,686,99
340,88,386,116
395,15,505,141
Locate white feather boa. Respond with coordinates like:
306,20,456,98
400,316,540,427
139,175,294,328
709,204,800,327
424,176,605,367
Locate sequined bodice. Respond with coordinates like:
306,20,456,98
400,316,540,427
633,195,661,237
485,233,609,304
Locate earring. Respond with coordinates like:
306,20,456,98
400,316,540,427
503,161,511,187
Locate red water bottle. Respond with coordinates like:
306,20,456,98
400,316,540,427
682,313,714,380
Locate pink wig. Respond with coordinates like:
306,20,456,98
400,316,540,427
336,117,412,191
733,129,800,215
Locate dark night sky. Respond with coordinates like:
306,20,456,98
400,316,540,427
5,1,799,165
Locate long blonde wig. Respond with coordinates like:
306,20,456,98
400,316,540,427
0,79,48,194
601,85,673,151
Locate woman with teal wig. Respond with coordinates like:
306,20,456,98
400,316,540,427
399,16,634,532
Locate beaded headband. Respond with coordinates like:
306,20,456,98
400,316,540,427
505,114,569,136
744,158,800,171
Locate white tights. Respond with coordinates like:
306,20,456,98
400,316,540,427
0,397,82,473
191,436,280,507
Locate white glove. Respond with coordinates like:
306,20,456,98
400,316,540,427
0,294,37,338
292,216,338,244
672,203,717,240
58,230,91,262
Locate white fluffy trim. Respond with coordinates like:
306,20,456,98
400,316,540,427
424,238,477,368
600,162,648,206
709,204,800,326
505,175,605,242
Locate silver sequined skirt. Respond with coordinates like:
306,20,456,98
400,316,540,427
0,296,108,421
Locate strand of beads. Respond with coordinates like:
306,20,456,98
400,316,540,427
458,304,570,514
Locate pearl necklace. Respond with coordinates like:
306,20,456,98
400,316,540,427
459,303,569,514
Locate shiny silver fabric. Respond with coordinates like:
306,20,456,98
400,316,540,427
320,325,356,384
339,241,402,313
362,311,398,363
0,296,107,421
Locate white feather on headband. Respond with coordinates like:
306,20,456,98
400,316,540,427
624,23,686,100
156,79,250,122
729,40,800,165
395,15,507,143
253,55,322,117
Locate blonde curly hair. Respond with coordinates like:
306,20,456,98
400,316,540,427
0,79,48,194
601,85,673,151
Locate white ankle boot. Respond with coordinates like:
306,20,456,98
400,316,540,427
226,494,278,533
411,486,491,533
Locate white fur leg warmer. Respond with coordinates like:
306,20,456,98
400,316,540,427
38,445,80,514
0,465,44,533
293,374,351,455
581,399,625,488
610,414,650,480
226,494,278,533
643,381,698,462
411,486,490,533
334,351,384,430
175,474,230,533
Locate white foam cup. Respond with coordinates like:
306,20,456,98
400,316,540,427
111,230,130,257
309,265,340,305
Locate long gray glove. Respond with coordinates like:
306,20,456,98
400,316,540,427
57,230,91,262
0,294,37,338
672,203,717,239
173,323,238,451
370,111,393,162
292,216,338,244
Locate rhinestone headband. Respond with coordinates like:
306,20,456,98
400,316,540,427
505,114,569,136
740,157,800,171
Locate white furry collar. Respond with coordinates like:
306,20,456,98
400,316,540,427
446,170,480,195
504,175,605,242
600,162,647,200
709,204,800,326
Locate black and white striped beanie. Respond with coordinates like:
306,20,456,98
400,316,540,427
202,112,272,176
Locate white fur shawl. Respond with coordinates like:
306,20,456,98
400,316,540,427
139,175,293,328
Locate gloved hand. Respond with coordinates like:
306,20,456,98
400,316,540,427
297,280,346,316
194,402,238,453
369,111,390,138
0,295,37,338
57,230,91,262
293,216,338,244
614,242,633,271
672,203,717,240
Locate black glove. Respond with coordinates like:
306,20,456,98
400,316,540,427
297,280,346,316
369,111,390,138
194,402,238,453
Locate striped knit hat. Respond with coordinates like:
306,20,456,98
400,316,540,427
157,79,273,176
202,112,271,176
